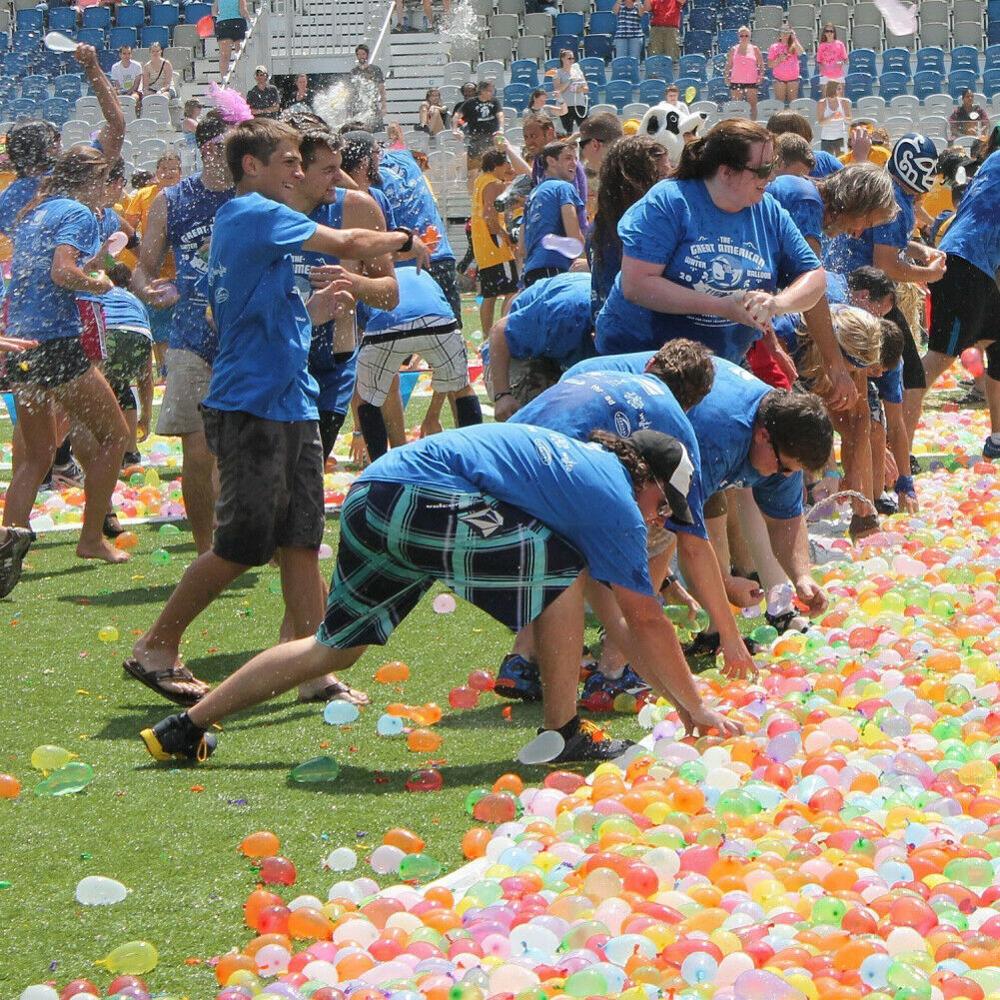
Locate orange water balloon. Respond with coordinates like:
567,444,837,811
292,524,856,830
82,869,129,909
240,830,281,859
375,660,410,683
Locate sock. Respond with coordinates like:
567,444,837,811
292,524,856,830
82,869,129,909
177,711,206,736
357,403,389,461
54,436,73,466
454,394,483,427
556,715,581,740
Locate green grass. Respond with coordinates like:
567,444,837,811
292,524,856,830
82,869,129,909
0,296,627,994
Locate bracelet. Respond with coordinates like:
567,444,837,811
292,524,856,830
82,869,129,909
494,390,514,400
894,474,915,495
392,226,414,253
662,573,678,588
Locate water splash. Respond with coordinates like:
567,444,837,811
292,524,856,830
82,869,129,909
438,0,479,60
312,81,353,130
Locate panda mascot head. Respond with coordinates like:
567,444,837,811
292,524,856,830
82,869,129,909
638,103,709,164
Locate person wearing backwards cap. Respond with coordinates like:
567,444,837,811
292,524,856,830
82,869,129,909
140,423,742,767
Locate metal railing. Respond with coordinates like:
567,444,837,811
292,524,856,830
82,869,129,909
223,2,273,93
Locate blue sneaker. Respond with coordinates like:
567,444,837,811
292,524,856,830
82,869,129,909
581,665,649,702
984,435,1000,460
495,653,542,701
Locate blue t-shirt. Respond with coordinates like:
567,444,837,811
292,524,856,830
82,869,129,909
203,192,320,422
767,174,824,243
378,150,454,262
101,285,151,335
0,176,41,239
596,179,820,363
78,206,124,305
871,361,903,404
358,423,653,594
217,0,242,18
824,179,914,276
687,358,803,518
164,173,235,363
940,150,1000,282
587,231,622,322
810,151,843,178
504,271,594,367
6,197,100,342
369,186,396,229
511,370,707,538
523,178,584,273
362,266,455,337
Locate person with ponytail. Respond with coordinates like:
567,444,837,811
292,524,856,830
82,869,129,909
596,119,826,366
2,146,131,566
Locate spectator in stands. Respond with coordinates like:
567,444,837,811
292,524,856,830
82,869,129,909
349,44,388,133
417,88,449,135
589,134,664,319
660,82,687,113
816,23,848,85
522,139,584,287
768,29,804,106
143,43,175,100
110,45,143,114
648,0,685,69
453,80,503,191
393,0,452,32
553,50,590,134
471,147,519,335
725,27,764,120
248,67,282,119
578,111,624,217
453,82,476,120
215,0,250,78
613,0,650,62
283,74,314,112
950,89,991,140
527,88,558,123
817,80,851,155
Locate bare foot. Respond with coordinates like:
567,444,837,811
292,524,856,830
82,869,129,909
298,674,370,705
77,539,131,563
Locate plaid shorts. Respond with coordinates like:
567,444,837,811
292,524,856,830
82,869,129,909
318,480,585,649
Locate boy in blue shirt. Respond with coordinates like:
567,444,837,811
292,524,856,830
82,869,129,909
128,118,430,709
521,140,584,287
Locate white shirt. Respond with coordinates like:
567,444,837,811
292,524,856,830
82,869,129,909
111,60,143,93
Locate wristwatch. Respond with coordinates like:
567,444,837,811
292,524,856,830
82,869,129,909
393,226,414,252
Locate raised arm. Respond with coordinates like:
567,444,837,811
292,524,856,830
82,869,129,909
75,44,125,163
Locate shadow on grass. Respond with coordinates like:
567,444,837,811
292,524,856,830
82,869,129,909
435,700,544,730
55,574,261,608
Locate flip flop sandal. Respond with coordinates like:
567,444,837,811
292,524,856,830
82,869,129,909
122,657,209,707
298,679,370,705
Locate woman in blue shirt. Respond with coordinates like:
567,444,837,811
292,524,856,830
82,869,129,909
3,146,132,567
596,119,826,364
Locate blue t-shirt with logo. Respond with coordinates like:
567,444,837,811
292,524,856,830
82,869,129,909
358,422,654,594
767,174,824,243
504,271,594,367
378,149,454,262
164,173,235,363
523,178,584,273
940,150,1000,282
203,193,319,422
511,370,706,538
596,179,820,363
810,151,843,178
101,285,151,335
824,179,914,276
6,197,100,342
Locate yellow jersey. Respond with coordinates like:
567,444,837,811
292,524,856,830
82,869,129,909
839,145,891,167
117,183,176,278
471,170,514,269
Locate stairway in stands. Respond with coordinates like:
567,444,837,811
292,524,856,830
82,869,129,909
383,28,450,127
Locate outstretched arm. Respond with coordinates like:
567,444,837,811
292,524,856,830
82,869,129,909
76,44,125,163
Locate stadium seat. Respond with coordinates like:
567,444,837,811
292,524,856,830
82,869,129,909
115,4,146,27
150,4,180,27
953,21,984,48
140,25,170,48
881,47,911,77
878,71,909,100
81,5,112,29
950,45,981,75
786,5,813,30
77,27,107,48
610,55,640,84
588,11,617,37
643,55,673,82
889,93,919,114
638,78,666,103
183,2,213,23
109,26,138,48
985,46,1000,72
853,2,881,26
849,49,878,78
503,82,531,111
706,76,730,103
983,68,1000,98
478,58,507,85
603,79,634,111
855,95,886,117
489,13,520,39
8,97,38,119
913,70,943,100
622,101,649,118
819,3,849,28
40,96,71,125
688,8,716,32
918,23,949,50
844,72,875,101
915,46,945,76
582,34,613,61
594,0,616,10
922,93,953,115
523,13,553,38
49,8,78,32
516,35,547,61
717,29,739,52
674,76,703,101
549,34,579,59
918,0,948,23
555,12,584,37
578,56,606,86
562,0,589,12
510,59,539,86
14,8,43,32
683,29,713,55
755,5,784,28
679,53,707,81
851,25,883,52
53,75,84,101
948,70,979,99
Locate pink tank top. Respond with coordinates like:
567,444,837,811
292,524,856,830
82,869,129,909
730,45,761,84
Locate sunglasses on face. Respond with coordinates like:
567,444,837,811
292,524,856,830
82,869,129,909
742,158,776,179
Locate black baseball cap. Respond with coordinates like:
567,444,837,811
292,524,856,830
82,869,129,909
629,429,696,525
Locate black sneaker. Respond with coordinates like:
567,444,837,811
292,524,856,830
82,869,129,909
875,491,899,516
140,713,216,763
0,527,35,599
122,451,141,467
549,720,633,763
51,459,84,489
984,436,1000,460
494,653,543,701
909,454,920,475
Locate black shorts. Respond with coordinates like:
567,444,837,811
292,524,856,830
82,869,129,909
428,257,462,324
928,255,1000,360
3,337,91,389
467,134,497,160
479,260,519,298
215,16,247,40
523,266,565,287
201,407,325,566
887,305,925,391
317,480,584,648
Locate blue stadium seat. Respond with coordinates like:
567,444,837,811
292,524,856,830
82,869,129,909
688,8,716,32
683,29,713,55
588,11,617,36
844,72,875,101
878,71,909,99
950,46,981,75
915,46,945,76
550,34,579,59
985,45,1000,72
150,3,181,27
912,70,943,100
848,49,877,78
643,55,674,81
83,6,113,29
503,82,531,111
603,79,634,111
594,0,616,9
49,8,78,32
720,9,745,30
555,12,584,36
98,48,116,72
582,34,613,61
610,55,639,83
679,53,707,81
881,47,911,78
674,76,703,101
77,27,107,48
108,26,138,48
638,78,666,103
989,23,1000,45
115,5,146,28
53,75,84,100
706,76,730,102
984,68,1000,98
15,9,44,32
141,25,170,47
716,29,739,52
40,96,71,125
12,30,41,52
8,97,39,120
543,57,560,74
183,2,213,22
578,56,607,85
711,52,728,76
510,59,539,86
948,69,980,98
0,31,8,52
